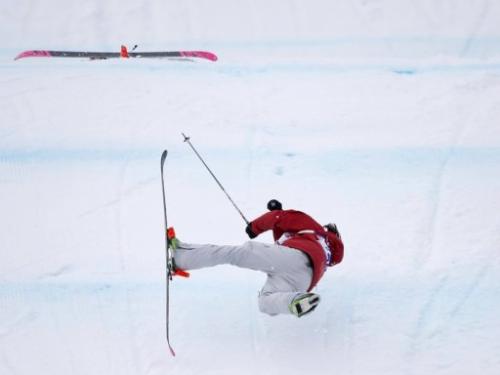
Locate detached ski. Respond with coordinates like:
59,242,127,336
15,46,217,62
160,150,176,357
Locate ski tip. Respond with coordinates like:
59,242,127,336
14,50,31,60
180,51,218,62
14,50,51,60
161,149,168,163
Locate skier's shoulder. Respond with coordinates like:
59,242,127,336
279,209,322,228
282,209,315,220
281,208,306,216
266,209,306,221
255,209,317,228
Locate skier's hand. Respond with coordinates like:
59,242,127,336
267,199,282,211
245,223,257,239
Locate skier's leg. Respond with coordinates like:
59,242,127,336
174,240,314,316
257,262,313,316
174,241,304,274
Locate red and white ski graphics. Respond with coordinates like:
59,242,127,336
15,46,218,62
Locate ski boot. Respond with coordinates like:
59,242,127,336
289,293,321,317
167,227,190,278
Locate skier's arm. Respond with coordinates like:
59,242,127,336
245,210,283,239
245,223,258,239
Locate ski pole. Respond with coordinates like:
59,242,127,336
182,133,249,225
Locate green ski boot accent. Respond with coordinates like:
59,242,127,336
166,227,190,278
167,227,179,250
289,293,321,317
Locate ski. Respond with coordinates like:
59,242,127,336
160,150,190,356
160,150,176,357
15,46,217,62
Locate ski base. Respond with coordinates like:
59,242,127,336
161,150,176,357
15,46,217,62
161,151,191,358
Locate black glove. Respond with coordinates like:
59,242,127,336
245,223,257,239
267,199,282,211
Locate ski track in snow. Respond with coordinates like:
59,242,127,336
416,105,470,270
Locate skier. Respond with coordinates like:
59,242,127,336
171,199,344,317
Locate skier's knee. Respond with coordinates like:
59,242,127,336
258,292,279,316
258,301,278,316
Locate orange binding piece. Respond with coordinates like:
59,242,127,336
167,227,176,240
167,226,190,278
173,268,190,278
120,45,129,58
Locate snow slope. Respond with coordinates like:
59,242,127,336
1,1,500,374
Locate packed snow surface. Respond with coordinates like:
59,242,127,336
1,1,500,374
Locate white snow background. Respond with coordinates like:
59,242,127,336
1,1,500,374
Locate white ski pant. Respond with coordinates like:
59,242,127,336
174,241,313,316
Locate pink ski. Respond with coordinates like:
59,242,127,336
15,46,217,62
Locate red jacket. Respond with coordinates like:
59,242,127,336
249,209,344,291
